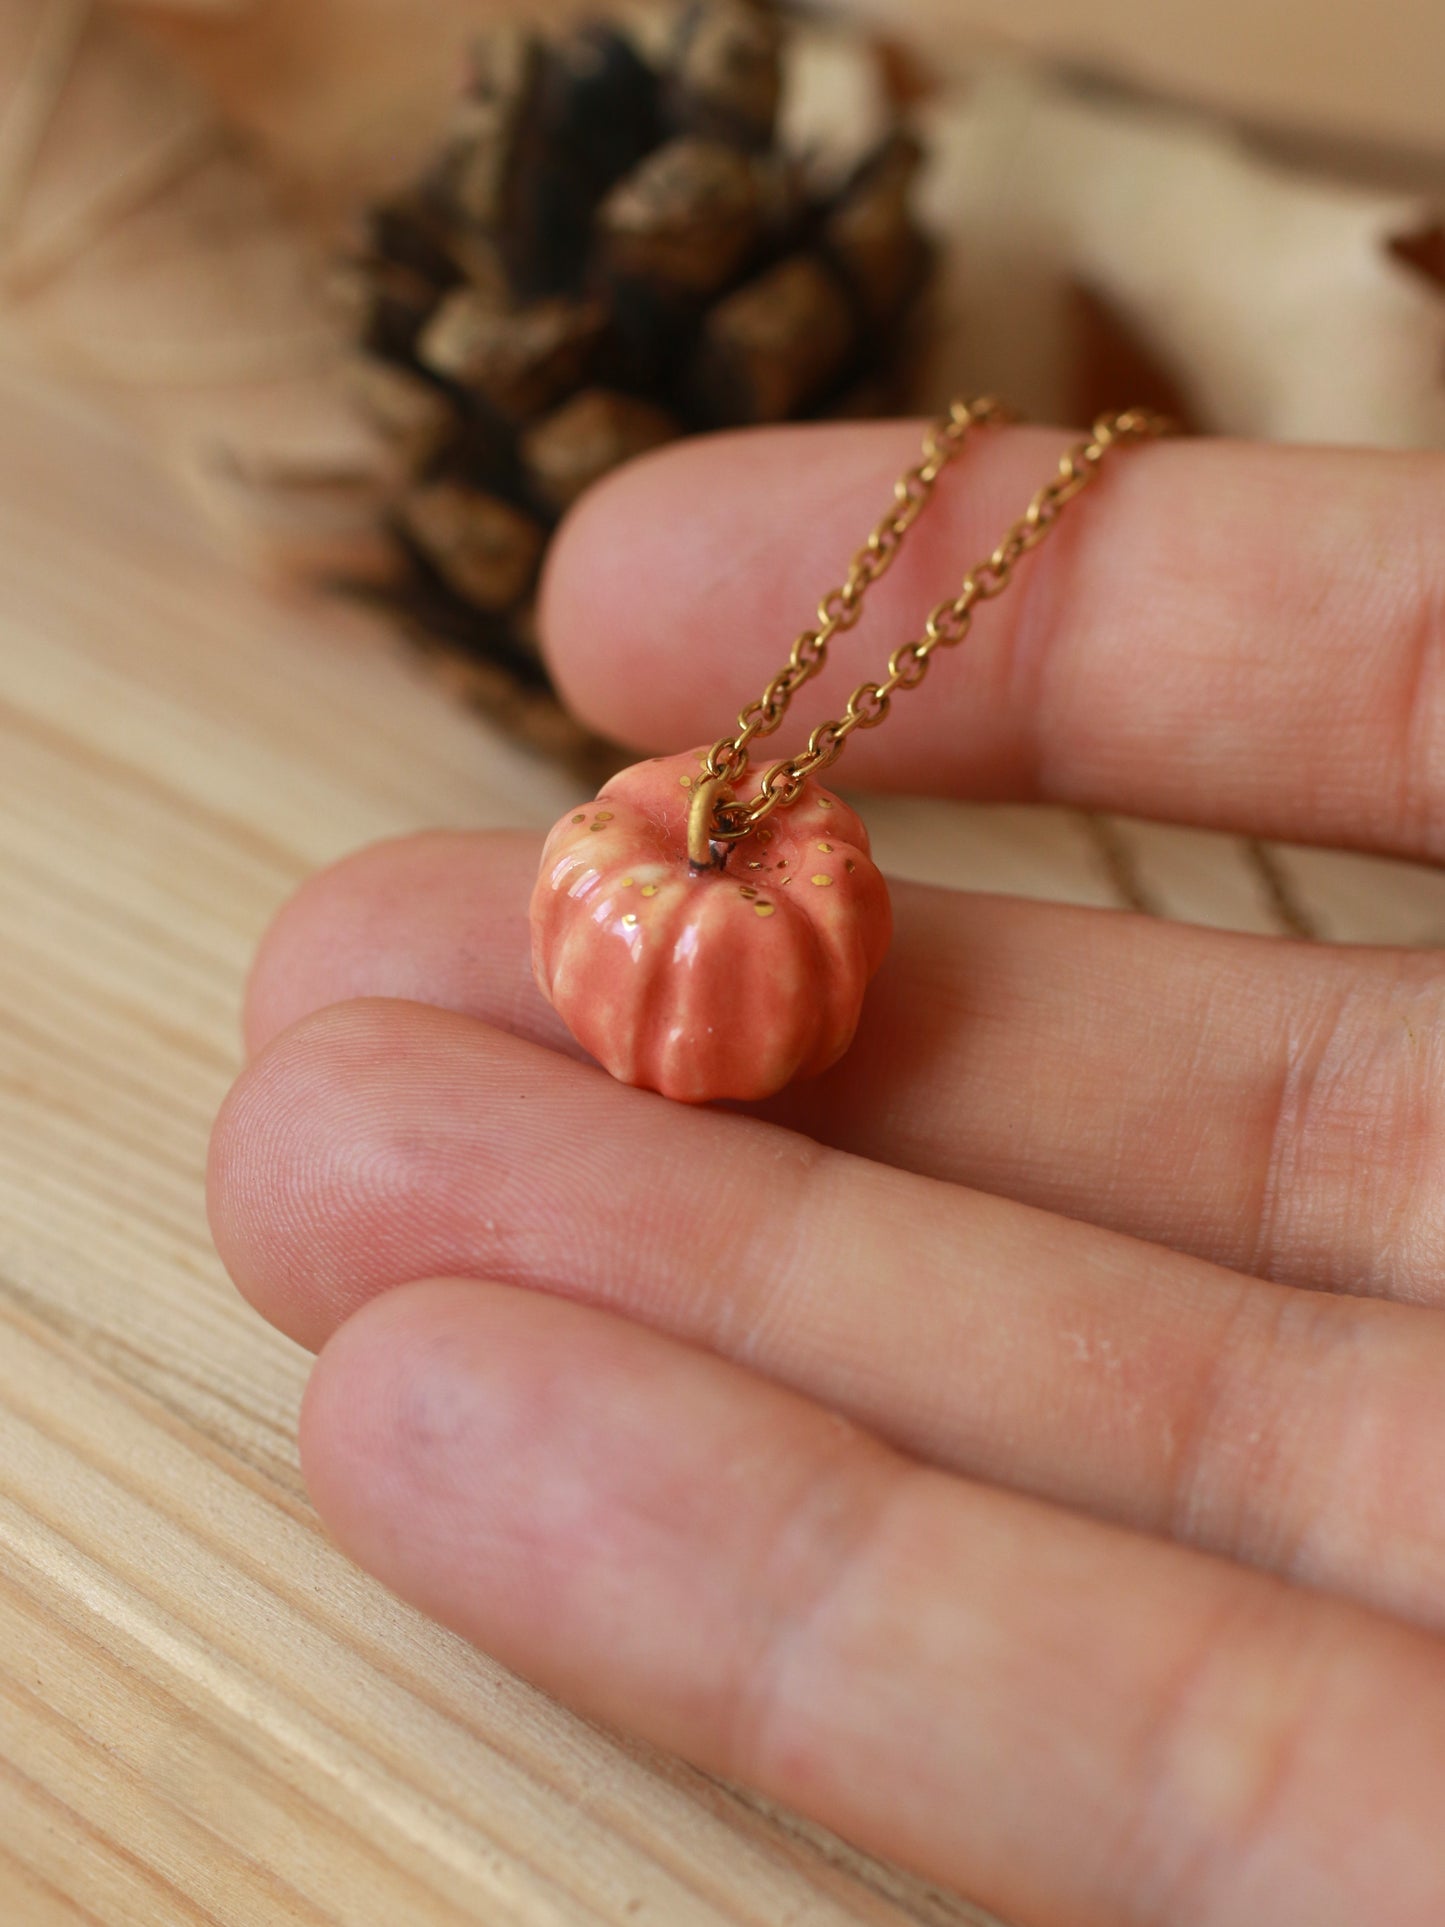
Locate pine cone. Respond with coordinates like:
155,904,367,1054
339,0,933,766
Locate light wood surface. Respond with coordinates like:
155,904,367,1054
2,350,1444,1920
0,365,1024,1926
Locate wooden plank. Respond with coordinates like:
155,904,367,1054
0,367,1005,1924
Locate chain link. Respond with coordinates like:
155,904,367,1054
702,399,1174,840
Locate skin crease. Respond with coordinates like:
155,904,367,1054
212,424,1445,1927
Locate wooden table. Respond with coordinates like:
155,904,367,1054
0,363,1019,1926
2,362,1442,1924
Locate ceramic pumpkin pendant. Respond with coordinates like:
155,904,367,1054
529,399,1168,1103
531,749,891,1102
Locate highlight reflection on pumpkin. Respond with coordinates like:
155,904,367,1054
530,748,892,1103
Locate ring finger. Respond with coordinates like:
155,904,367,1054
211,996,1445,1632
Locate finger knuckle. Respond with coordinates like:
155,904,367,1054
720,1435,906,1790
1163,1282,1370,1579
1114,1587,1343,1926
1253,964,1445,1299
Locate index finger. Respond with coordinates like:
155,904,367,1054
541,422,1445,860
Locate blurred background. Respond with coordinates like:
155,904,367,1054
3,0,1444,948
9,0,1445,944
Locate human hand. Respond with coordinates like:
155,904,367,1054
210,423,1445,1926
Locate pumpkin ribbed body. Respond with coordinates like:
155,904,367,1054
530,748,891,1102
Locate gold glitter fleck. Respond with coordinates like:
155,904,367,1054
622,912,639,927
811,873,833,887
640,883,659,897
817,841,833,853
754,903,776,917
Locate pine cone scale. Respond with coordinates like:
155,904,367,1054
341,2,932,767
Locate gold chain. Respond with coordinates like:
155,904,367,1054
696,397,1174,846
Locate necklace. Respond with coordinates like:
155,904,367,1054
530,398,1171,1103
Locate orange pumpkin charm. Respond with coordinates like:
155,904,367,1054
530,749,891,1102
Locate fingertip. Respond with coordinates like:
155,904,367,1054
242,834,458,1059
211,996,611,1358
242,886,319,1061
242,831,549,1061
299,1277,483,1548
297,1280,704,1676
209,1005,325,1343
292,1275,899,1767
535,448,638,744
539,425,828,749
209,998,421,1350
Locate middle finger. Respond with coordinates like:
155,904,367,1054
245,829,1445,1303
211,995,1445,1634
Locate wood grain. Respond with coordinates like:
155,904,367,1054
0,367,1020,1924
2,346,1444,1918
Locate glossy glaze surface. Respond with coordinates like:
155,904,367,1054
530,749,892,1102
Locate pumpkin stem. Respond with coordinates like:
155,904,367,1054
686,774,734,872
689,842,731,875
